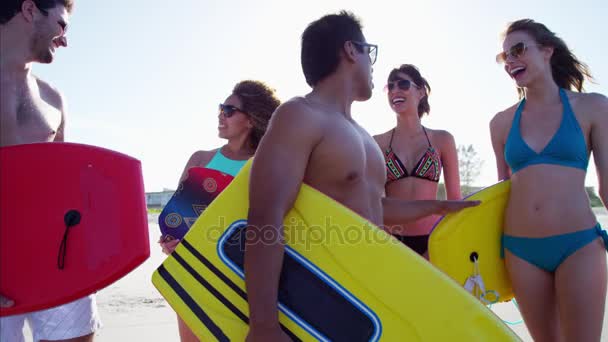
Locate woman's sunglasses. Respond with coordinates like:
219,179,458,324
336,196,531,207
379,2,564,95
219,104,246,118
384,79,419,92
496,42,538,64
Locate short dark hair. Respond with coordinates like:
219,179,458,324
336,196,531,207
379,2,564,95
1,0,74,25
504,19,593,99
388,64,432,117
232,80,281,150
301,11,365,87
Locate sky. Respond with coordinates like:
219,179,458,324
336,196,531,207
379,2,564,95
34,0,608,192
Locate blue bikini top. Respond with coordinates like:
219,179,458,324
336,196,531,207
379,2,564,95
505,88,588,174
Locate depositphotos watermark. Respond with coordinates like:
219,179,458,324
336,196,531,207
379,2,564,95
201,216,403,251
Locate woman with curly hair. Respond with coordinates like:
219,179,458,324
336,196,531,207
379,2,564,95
159,79,281,342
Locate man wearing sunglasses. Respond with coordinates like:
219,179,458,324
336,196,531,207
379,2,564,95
244,11,479,341
1,1,103,342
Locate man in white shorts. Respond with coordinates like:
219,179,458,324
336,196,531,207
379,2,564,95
0,1,102,341
1,297,102,342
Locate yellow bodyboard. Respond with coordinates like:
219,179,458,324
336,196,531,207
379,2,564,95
430,180,513,303
152,161,519,341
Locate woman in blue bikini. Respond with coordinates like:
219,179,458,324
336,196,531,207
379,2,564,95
490,19,608,341
159,79,281,342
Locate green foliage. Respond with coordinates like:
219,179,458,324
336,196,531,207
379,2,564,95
587,186,603,207
458,144,484,188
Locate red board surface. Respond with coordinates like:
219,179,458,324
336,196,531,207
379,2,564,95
0,143,150,316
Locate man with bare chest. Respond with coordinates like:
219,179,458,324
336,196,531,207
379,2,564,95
1,74,65,145
1,1,102,342
243,12,480,341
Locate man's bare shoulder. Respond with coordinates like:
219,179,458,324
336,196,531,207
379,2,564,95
275,97,323,117
34,76,65,111
269,96,326,132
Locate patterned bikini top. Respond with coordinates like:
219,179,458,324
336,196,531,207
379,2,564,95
385,127,442,183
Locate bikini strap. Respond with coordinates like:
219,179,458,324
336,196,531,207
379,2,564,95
513,98,526,124
422,126,432,147
387,128,396,152
559,88,575,120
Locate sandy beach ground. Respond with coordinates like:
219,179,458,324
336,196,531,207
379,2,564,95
20,209,608,341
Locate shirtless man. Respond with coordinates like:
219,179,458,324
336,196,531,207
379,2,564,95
244,11,479,341
1,1,102,341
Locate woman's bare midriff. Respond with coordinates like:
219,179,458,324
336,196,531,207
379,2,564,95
385,178,440,235
505,164,596,237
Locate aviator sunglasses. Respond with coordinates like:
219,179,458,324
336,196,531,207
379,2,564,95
384,79,419,92
496,42,540,64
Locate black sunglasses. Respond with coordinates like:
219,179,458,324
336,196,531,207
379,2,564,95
496,42,538,64
384,79,419,92
351,41,378,65
219,104,246,118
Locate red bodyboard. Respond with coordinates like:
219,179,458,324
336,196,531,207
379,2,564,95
0,143,150,316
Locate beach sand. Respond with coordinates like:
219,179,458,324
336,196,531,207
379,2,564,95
20,209,608,341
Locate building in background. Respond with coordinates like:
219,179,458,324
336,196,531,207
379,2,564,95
145,188,174,208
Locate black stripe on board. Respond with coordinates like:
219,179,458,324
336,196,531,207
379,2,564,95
179,240,302,341
172,252,249,323
181,239,247,299
157,265,228,342
222,225,377,342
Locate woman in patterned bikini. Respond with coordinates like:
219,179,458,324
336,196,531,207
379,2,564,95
374,64,461,257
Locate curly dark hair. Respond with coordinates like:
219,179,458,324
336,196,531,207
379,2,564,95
504,19,593,99
232,80,281,149
388,64,432,117
1,0,74,25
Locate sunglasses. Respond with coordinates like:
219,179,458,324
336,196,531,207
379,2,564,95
496,42,538,64
351,41,378,65
219,104,246,118
384,79,419,92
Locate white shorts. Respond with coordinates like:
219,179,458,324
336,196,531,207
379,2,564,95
0,295,102,342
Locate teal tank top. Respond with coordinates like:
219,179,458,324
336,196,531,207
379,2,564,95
205,149,248,176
